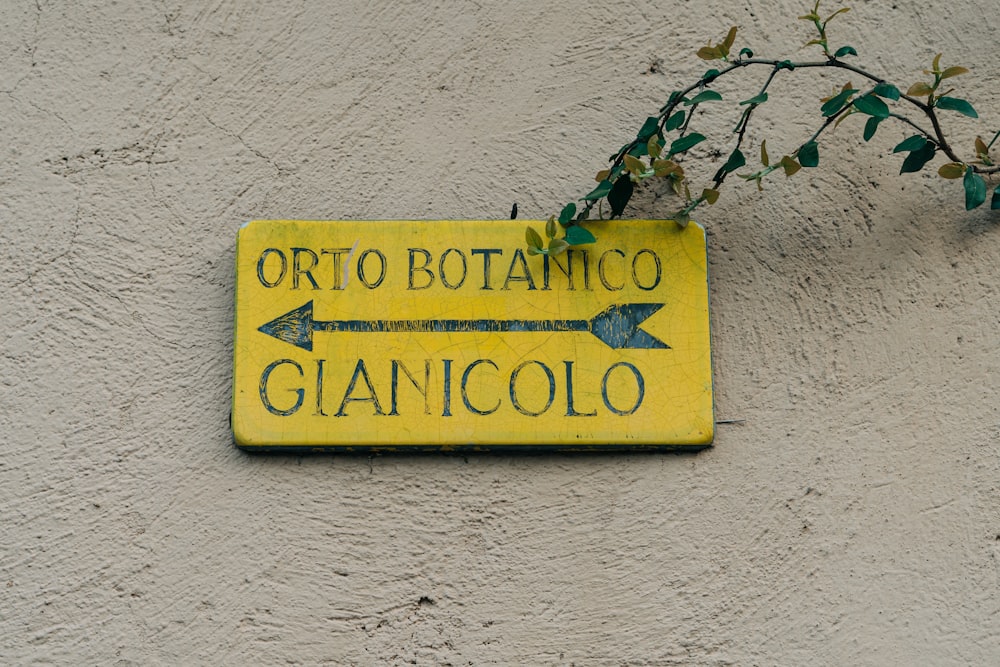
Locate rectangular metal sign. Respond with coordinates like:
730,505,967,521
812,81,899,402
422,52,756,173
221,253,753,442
232,219,713,451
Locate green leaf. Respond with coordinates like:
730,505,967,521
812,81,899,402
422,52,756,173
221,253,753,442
798,141,819,168
713,148,745,181
863,116,882,141
607,176,634,218
582,179,613,201
722,26,737,52
893,135,927,154
780,155,801,176
702,69,720,83
665,110,686,132
526,226,543,251
873,82,901,101
776,60,795,71
963,166,987,210
686,90,723,105
834,45,858,58
697,45,723,60
992,185,1000,210
637,116,660,141
853,94,890,118
935,96,978,118
899,141,936,174
545,215,557,239
738,47,754,59
940,66,970,81
623,154,646,176
547,238,570,255
825,7,851,23
558,203,577,226
653,159,680,177
647,135,662,159
760,139,770,167
740,92,768,106
821,88,858,117
669,132,707,155
938,162,966,179
723,148,746,172
564,225,596,245
907,82,934,97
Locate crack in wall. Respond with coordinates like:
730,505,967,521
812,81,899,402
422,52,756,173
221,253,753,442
9,191,81,291
201,112,289,176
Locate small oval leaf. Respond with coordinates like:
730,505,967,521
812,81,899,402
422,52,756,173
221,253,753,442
623,154,646,175
565,225,597,246
975,137,989,160
636,116,660,141
940,66,970,81
893,135,927,154
780,155,801,177
873,82,901,101
964,166,987,210
854,94,890,118
938,162,966,179
740,92,768,106
665,110,686,132
582,180,613,201
669,132,707,156
686,90,723,105
607,176,634,218
548,238,570,255
863,116,883,142
907,82,934,97
653,159,680,177
722,26,738,51
697,46,722,60
526,226,543,251
558,203,576,226
821,88,858,117
798,141,820,168
647,135,662,159
935,96,978,118
899,142,936,174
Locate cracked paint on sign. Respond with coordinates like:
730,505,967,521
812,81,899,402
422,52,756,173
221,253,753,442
231,219,713,450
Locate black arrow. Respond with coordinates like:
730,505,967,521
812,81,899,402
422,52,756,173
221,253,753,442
258,301,670,352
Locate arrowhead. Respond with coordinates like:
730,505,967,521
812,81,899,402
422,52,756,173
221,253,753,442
589,303,669,350
258,301,315,351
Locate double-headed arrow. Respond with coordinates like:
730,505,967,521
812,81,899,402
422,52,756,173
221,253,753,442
257,301,669,351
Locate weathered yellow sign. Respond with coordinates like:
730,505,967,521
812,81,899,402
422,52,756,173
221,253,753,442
232,220,713,450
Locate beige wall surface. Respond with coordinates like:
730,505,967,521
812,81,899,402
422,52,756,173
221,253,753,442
3,1,999,664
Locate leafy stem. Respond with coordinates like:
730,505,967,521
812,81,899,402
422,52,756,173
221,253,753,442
523,1,999,257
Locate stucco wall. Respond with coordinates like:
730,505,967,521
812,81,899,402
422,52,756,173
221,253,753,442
3,1,999,664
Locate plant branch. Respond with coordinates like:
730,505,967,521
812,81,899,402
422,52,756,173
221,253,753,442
525,5,1000,257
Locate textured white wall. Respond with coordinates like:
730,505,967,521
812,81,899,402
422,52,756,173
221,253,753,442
3,0,999,664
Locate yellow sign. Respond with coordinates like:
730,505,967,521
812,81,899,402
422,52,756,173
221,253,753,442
232,220,713,450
